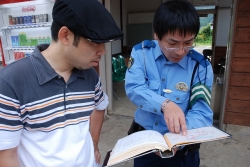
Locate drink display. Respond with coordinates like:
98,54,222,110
43,14,48,22
18,32,26,46
35,15,39,23
20,16,24,24
11,32,51,47
16,17,20,24
12,17,16,25
39,14,43,23
9,15,13,25
8,13,49,26
14,51,32,60
31,15,35,23
11,36,19,46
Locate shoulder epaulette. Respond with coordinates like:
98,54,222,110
134,40,156,51
187,49,210,68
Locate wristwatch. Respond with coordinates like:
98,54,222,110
161,99,172,112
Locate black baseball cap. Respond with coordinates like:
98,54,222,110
52,0,124,43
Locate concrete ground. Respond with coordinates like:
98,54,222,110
99,81,250,167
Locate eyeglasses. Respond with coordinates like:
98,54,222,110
163,43,196,52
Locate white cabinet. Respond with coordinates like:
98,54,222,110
0,0,54,65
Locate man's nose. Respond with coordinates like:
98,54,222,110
98,43,106,56
175,47,185,55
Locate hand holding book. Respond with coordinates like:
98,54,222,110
103,126,231,167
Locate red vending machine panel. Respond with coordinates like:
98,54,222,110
0,38,6,66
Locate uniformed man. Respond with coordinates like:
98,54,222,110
125,0,213,167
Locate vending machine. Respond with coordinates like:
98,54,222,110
0,0,54,66
0,37,6,66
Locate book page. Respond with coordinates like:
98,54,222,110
164,126,230,149
111,130,169,157
107,130,170,166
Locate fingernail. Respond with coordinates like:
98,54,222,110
183,131,187,136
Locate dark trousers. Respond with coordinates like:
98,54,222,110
134,150,200,167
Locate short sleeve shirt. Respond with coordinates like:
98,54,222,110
0,45,108,167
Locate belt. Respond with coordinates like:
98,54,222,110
127,120,145,135
175,143,200,156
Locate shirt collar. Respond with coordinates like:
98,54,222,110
163,54,188,69
177,55,188,69
178,50,197,69
153,40,164,60
30,44,85,85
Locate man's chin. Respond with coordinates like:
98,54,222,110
78,66,92,70
171,57,182,63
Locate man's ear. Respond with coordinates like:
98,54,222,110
58,26,71,45
154,33,159,40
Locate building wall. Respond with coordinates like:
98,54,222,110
111,0,122,54
224,0,250,126
215,6,231,46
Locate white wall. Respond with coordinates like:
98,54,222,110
124,0,161,48
214,0,233,46
215,9,231,46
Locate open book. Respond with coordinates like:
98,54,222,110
103,126,231,167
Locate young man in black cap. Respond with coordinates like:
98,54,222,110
0,0,123,166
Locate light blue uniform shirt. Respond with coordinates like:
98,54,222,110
125,40,213,135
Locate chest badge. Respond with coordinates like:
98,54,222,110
175,82,188,92
163,89,173,93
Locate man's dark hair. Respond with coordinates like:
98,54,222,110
153,0,200,40
51,21,81,47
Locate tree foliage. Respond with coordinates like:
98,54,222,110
195,24,213,45
195,14,213,45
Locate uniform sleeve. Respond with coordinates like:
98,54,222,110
186,61,214,129
94,77,109,110
0,77,23,150
125,48,166,115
